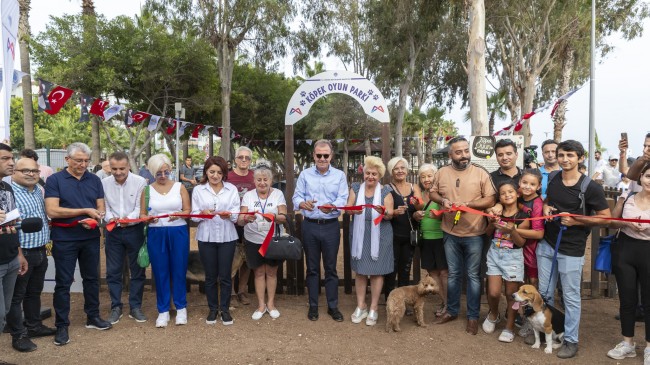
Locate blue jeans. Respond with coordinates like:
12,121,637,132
302,220,340,309
444,233,484,320
198,240,236,312
52,238,101,327
7,247,48,337
537,240,584,344
148,226,189,313
0,256,20,334
105,224,146,311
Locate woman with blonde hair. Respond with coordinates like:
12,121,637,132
346,156,394,326
140,154,191,328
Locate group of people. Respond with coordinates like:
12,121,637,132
0,134,648,362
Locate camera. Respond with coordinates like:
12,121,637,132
523,145,538,168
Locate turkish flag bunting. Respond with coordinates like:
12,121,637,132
131,111,151,123
191,124,203,138
90,99,109,117
513,121,524,132
166,119,177,135
44,86,74,115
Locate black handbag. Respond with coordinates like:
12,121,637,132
265,214,303,260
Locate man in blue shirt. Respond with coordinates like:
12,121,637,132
538,139,560,199
6,158,55,352
292,140,349,322
44,143,111,346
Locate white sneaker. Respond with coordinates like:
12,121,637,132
644,348,650,365
267,306,280,319
175,308,187,325
252,308,266,320
155,312,170,328
607,341,636,360
482,312,500,334
351,307,368,324
366,310,378,326
498,329,515,343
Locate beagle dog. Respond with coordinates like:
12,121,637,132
512,285,565,354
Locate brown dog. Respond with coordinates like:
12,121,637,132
385,275,439,332
512,284,565,354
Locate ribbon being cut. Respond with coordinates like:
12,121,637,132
317,204,387,226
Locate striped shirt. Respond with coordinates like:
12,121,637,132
12,182,50,249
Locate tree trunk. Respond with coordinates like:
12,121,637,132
208,131,214,156
518,76,536,146
553,45,574,142
467,0,488,136
182,139,189,159
217,47,235,161
415,134,423,168
488,110,495,136
19,0,35,149
425,127,433,163
144,129,152,161
342,139,349,177
395,35,418,158
364,138,371,157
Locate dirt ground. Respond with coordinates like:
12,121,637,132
0,289,641,365
1,228,629,365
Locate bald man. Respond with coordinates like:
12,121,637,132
95,161,111,180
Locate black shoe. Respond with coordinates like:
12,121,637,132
85,317,112,330
308,307,319,321
12,334,37,352
327,307,344,322
27,325,57,338
221,311,234,326
206,309,218,325
54,327,70,346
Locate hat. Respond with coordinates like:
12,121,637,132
608,155,618,161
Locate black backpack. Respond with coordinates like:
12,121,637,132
548,170,593,216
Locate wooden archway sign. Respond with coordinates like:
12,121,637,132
284,70,391,211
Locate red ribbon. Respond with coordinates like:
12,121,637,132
51,218,100,229
430,205,650,224
318,205,386,225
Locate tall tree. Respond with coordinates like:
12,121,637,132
145,0,295,161
467,0,488,136
18,0,35,149
80,0,103,163
366,0,447,157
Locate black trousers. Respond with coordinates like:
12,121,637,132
612,232,650,341
198,240,236,312
384,235,415,298
6,246,48,337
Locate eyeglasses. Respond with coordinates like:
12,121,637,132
315,154,330,160
155,171,171,178
236,156,251,161
68,157,91,165
16,169,40,175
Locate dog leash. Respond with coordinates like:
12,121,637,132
543,220,567,302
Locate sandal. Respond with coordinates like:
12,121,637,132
498,329,515,343
435,304,447,318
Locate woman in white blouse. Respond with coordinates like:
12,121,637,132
139,154,190,328
237,164,286,320
191,156,240,326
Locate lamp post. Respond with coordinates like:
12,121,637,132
174,102,183,181
588,0,596,176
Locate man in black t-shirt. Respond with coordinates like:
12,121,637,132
539,140,611,359
490,139,523,189
0,143,28,337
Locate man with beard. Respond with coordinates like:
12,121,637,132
430,137,496,335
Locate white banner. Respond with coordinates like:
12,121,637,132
285,70,389,125
0,0,19,142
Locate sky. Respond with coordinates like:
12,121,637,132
24,0,650,159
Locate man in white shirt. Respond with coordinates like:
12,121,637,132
102,152,147,324
593,156,621,188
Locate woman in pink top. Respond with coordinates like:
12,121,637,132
607,163,650,361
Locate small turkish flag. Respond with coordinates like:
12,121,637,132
44,86,74,115
191,124,203,138
90,99,109,117
166,119,177,135
514,121,524,132
131,111,151,123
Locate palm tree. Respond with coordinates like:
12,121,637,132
464,90,508,135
